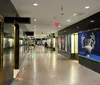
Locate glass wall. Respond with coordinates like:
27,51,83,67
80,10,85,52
65,35,67,52
58,36,61,50
61,35,65,50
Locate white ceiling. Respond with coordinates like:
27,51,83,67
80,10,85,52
11,0,100,38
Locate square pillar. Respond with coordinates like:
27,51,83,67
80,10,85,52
14,22,19,69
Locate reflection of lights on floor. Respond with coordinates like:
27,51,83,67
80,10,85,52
48,51,51,59
33,58,39,85
20,47,23,53
9,51,12,62
52,52,57,69
70,65,78,84
34,58,36,73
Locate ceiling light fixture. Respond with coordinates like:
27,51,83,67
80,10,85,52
34,25,36,27
34,19,37,21
77,26,79,28
85,6,90,9
33,3,38,6
73,13,77,16
90,20,95,23
58,25,61,28
67,19,71,22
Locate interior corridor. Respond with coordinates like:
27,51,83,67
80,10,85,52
11,46,100,85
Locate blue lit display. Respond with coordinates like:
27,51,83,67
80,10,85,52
78,29,100,62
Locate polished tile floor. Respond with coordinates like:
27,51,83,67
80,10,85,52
12,46,100,85
3,46,25,85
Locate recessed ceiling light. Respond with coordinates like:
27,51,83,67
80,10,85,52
12,25,14,26
85,6,90,9
90,20,95,23
67,20,71,22
77,26,79,28
73,13,77,16
58,25,61,28
33,3,38,6
34,19,37,21
34,25,36,27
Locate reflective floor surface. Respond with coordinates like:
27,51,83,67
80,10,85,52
12,46,100,85
3,46,25,85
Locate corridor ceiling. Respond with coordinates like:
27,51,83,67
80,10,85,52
11,0,100,38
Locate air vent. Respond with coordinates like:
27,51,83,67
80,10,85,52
78,13,84,16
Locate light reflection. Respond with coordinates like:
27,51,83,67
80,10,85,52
20,40,23,45
70,65,78,84
48,51,51,59
20,46,23,54
42,46,45,52
8,38,13,47
31,51,36,59
34,58,36,74
9,51,12,62
33,58,39,85
52,52,57,69
3,38,6,48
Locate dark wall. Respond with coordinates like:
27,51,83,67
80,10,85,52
58,12,100,35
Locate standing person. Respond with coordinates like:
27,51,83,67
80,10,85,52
45,42,48,48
